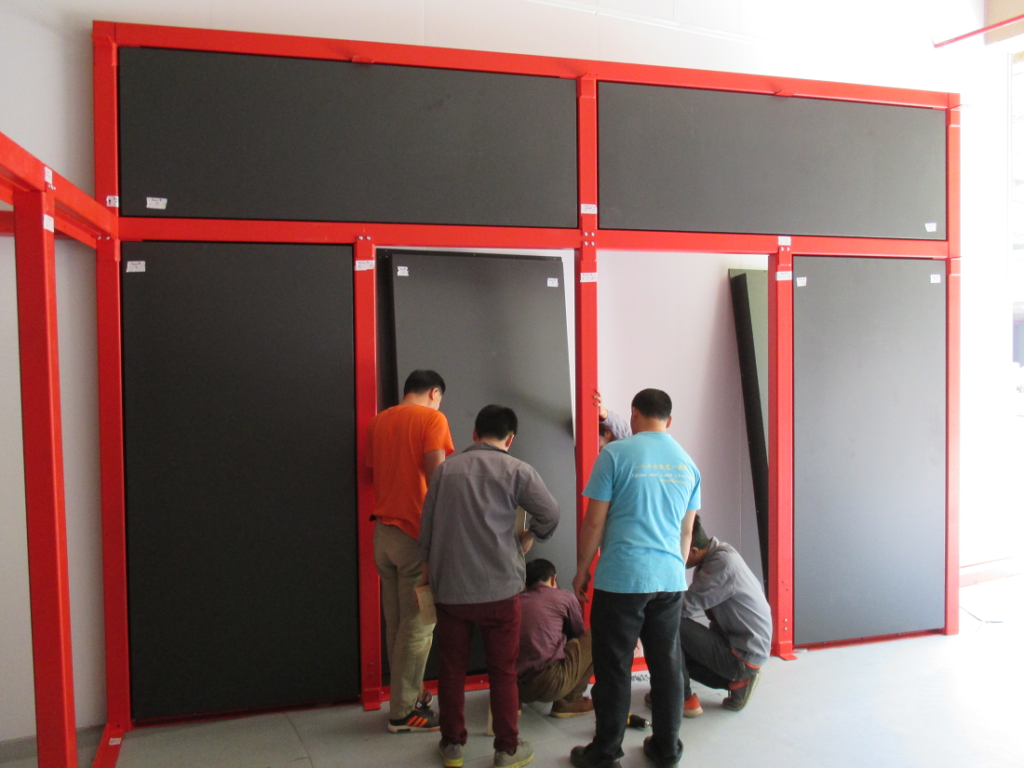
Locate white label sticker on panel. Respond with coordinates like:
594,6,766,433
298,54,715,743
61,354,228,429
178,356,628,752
42,214,54,232
580,203,598,215
795,276,807,287
547,277,559,287
931,274,941,283
125,261,146,273
924,222,937,233
106,195,120,208
44,167,53,186
396,266,409,277
777,236,792,246
108,738,122,746
354,260,374,271
580,272,598,283
146,197,168,210
776,270,793,281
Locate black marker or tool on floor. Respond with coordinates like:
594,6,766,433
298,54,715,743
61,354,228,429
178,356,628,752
626,713,649,729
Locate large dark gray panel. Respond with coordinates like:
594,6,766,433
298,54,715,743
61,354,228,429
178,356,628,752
793,257,946,645
599,83,947,239
382,250,576,582
122,242,358,720
118,48,577,227
729,269,769,590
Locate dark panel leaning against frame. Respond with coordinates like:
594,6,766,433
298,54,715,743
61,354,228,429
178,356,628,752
117,47,578,226
378,250,576,581
598,82,947,239
729,269,769,591
792,257,946,646
121,242,358,720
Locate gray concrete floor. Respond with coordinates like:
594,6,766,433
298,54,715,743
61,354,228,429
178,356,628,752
4,577,1022,768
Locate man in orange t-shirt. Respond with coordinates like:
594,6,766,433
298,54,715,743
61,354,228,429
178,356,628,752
367,369,455,733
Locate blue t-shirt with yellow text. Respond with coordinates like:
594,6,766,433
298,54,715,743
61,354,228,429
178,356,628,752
583,431,701,593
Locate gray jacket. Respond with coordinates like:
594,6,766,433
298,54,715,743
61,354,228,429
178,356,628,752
682,537,773,667
418,442,560,605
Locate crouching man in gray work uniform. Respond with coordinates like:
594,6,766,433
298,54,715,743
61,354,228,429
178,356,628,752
675,515,772,714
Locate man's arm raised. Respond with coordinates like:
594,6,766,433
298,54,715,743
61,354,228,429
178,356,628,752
573,498,610,604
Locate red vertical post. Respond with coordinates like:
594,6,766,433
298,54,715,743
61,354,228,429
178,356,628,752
94,239,132,732
768,246,796,659
14,187,78,768
944,97,961,635
353,237,382,709
93,23,119,214
576,75,600,622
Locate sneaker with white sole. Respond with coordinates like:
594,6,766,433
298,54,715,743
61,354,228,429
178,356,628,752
494,739,534,768
439,741,464,767
388,701,440,733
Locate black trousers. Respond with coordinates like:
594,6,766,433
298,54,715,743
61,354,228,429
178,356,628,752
679,617,752,695
590,589,684,765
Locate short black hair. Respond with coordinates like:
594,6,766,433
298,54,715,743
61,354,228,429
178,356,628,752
403,369,446,396
631,388,672,421
474,404,518,440
690,514,710,551
526,558,557,588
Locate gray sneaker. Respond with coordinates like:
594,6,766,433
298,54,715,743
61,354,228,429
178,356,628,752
494,739,534,768
723,670,760,711
438,741,464,768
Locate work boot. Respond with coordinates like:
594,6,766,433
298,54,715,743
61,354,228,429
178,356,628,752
570,745,622,768
723,671,760,712
642,735,683,768
551,697,594,718
494,739,534,768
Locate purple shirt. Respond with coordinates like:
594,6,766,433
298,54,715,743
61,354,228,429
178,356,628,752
517,584,585,677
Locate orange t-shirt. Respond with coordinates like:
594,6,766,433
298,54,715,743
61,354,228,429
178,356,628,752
366,403,455,539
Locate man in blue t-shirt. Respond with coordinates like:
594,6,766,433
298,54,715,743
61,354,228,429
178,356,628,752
569,389,700,768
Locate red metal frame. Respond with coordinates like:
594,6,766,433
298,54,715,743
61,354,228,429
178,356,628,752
0,128,116,768
75,18,965,759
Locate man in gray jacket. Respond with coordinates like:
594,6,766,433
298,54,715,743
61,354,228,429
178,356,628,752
418,404,560,768
671,515,772,714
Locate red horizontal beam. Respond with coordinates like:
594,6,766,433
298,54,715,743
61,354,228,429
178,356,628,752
117,218,582,249
935,13,1024,47
0,210,11,235
1,209,99,248
106,21,949,109
593,229,948,257
0,130,116,242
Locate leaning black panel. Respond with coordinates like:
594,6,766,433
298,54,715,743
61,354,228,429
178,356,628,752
384,250,576,582
122,242,357,720
793,257,946,645
599,83,946,239
118,48,577,227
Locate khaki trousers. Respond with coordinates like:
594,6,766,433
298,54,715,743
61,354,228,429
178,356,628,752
374,523,435,719
518,629,593,704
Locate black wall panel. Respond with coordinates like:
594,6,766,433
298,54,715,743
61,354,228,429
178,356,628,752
118,48,578,227
599,83,947,239
793,257,946,645
377,250,576,679
380,250,576,581
122,242,358,720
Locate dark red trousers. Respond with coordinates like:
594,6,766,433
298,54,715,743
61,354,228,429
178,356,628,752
436,596,521,754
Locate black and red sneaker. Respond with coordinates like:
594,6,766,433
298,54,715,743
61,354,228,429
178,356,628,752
388,701,440,733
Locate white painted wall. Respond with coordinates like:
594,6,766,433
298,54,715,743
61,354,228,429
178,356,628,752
597,251,769,578
1,0,1020,741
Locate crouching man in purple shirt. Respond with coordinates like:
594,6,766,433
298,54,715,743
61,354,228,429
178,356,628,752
518,559,594,717
418,405,560,768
